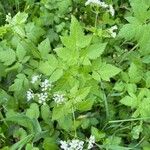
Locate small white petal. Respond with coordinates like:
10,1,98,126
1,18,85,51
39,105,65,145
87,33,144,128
108,5,115,16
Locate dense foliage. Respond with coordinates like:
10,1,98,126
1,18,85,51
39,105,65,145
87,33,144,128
0,0,150,149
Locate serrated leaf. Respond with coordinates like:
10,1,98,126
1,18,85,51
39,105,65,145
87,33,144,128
11,12,28,25
120,95,137,108
139,98,150,117
77,99,94,112
0,48,16,66
50,68,63,82
39,54,58,75
129,0,149,23
128,63,142,83
87,43,107,60
74,87,91,103
9,74,29,92
52,104,71,121
55,47,79,65
70,15,84,45
38,38,51,59
16,43,26,62
91,127,106,142
93,63,121,81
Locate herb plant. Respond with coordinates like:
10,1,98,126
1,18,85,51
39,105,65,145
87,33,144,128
0,0,150,150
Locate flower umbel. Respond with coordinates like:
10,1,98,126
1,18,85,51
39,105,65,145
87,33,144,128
53,93,65,104
108,25,118,38
85,0,103,6
37,92,48,105
87,135,95,149
60,140,69,150
41,79,52,91
85,0,115,17
60,139,84,150
26,89,34,101
31,75,41,84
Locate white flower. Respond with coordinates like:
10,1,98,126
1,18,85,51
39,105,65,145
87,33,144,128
31,75,41,84
85,0,108,8
53,93,65,104
108,25,118,38
41,79,52,91
85,0,101,6
108,5,115,16
37,92,48,105
6,13,12,23
87,135,95,149
26,89,34,101
100,2,108,8
69,139,84,150
60,139,84,150
60,140,69,150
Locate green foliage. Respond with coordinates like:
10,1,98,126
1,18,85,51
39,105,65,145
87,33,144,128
0,0,150,149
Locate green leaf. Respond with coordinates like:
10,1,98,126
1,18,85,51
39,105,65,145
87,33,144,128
26,103,40,119
74,87,91,103
131,124,143,139
43,137,58,150
70,15,84,47
129,0,149,23
87,43,107,60
77,99,94,112
9,74,29,92
11,12,28,25
120,95,137,108
13,128,27,140
41,104,51,122
139,98,150,117
6,114,35,133
39,54,58,75
55,47,79,65
93,63,121,81
50,68,63,82
128,63,142,83
16,43,26,62
0,48,16,66
91,127,106,142
38,38,51,59
52,104,71,121
11,134,34,150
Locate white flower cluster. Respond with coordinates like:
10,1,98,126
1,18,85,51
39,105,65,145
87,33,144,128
85,0,115,16
27,75,66,105
60,135,95,150
53,93,65,104
108,25,118,38
87,135,95,149
37,92,48,105
31,75,41,84
26,89,34,101
60,139,84,150
26,75,53,105
41,79,52,91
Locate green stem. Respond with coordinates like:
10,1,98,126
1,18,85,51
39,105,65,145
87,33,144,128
95,12,98,28
72,106,77,138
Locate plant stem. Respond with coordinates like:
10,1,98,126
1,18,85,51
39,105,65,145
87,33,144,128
72,106,77,138
95,12,98,28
